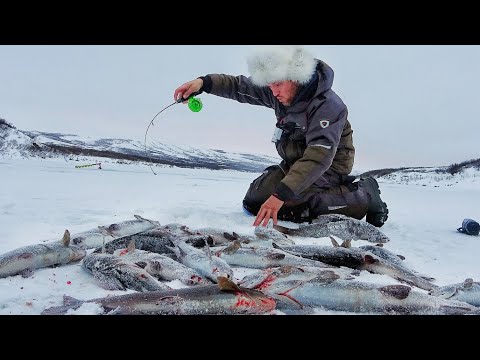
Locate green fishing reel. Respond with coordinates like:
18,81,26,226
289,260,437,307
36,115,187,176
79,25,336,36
188,96,203,112
176,93,203,112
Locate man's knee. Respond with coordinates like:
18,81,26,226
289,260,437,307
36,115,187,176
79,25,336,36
309,184,370,220
243,165,285,213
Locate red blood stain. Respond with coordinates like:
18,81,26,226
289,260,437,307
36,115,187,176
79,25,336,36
67,281,71,285
118,249,129,256
234,295,257,308
234,294,276,311
255,274,276,291
190,275,203,284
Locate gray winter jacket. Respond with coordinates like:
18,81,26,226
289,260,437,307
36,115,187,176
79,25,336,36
200,59,355,202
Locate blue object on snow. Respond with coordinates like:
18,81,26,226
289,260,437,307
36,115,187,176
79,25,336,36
457,219,480,236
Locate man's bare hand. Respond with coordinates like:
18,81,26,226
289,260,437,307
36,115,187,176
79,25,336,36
253,195,285,227
173,78,203,103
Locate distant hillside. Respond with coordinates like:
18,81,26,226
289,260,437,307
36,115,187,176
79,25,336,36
0,117,279,172
359,158,480,178
358,160,480,187
2,117,479,184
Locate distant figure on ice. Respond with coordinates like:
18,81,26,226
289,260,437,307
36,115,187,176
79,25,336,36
98,163,102,170
173,45,389,228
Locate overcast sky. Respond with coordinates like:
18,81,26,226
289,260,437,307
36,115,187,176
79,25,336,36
1,45,479,170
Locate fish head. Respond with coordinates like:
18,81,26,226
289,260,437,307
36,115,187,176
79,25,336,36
187,274,211,285
238,269,275,288
70,247,87,262
429,284,460,299
71,236,86,248
211,264,234,281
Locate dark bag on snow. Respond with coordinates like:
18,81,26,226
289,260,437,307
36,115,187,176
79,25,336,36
457,219,480,236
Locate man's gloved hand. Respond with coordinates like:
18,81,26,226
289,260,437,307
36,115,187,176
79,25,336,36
253,195,285,227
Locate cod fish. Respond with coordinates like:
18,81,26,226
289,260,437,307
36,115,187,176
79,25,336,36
41,276,276,315
274,213,390,243
0,230,86,279
239,265,358,289
164,223,293,247
82,252,171,292
429,278,480,307
169,240,234,283
253,226,296,246
274,239,437,291
250,271,479,315
70,214,160,249
96,226,215,255
114,241,211,286
212,241,334,270
96,228,177,255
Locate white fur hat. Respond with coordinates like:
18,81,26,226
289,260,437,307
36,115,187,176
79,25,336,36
247,45,317,86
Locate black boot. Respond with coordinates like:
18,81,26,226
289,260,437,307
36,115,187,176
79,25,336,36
357,176,389,227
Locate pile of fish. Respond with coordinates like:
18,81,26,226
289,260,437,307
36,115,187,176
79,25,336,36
1,214,479,315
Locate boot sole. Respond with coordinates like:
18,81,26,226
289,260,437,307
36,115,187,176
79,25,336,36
360,177,389,227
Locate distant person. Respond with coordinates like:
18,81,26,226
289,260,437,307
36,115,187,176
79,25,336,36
173,45,388,228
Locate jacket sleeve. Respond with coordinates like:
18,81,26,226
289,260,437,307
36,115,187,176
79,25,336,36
275,107,348,201
202,74,276,109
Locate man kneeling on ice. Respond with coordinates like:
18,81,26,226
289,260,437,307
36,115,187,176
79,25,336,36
174,45,389,228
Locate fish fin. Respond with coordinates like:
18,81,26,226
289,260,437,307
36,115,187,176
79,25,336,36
420,275,436,281
92,272,126,291
62,229,71,247
272,242,282,249
134,214,161,227
146,260,162,272
106,306,135,315
269,293,304,310
217,276,242,292
272,224,290,234
397,254,406,260
127,239,136,253
222,241,242,254
378,284,411,300
20,268,35,278
267,253,286,260
207,235,215,246
135,261,148,270
330,236,340,247
364,254,379,264
96,227,110,254
342,239,352,248
166,245,181,259
463,278,474,289
63,295,84,307
224,232,237,241
204,241,212,260
315,270,341,283
98,225,115,237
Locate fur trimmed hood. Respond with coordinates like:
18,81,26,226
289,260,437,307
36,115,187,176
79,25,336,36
247,45,317,86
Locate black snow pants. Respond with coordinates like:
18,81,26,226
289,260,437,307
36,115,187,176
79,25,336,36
242,164,370,223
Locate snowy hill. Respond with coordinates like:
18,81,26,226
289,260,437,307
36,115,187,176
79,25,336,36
2,117,479,184
0,118,280,172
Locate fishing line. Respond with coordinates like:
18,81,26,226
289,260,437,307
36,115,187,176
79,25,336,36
144,94,203,175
